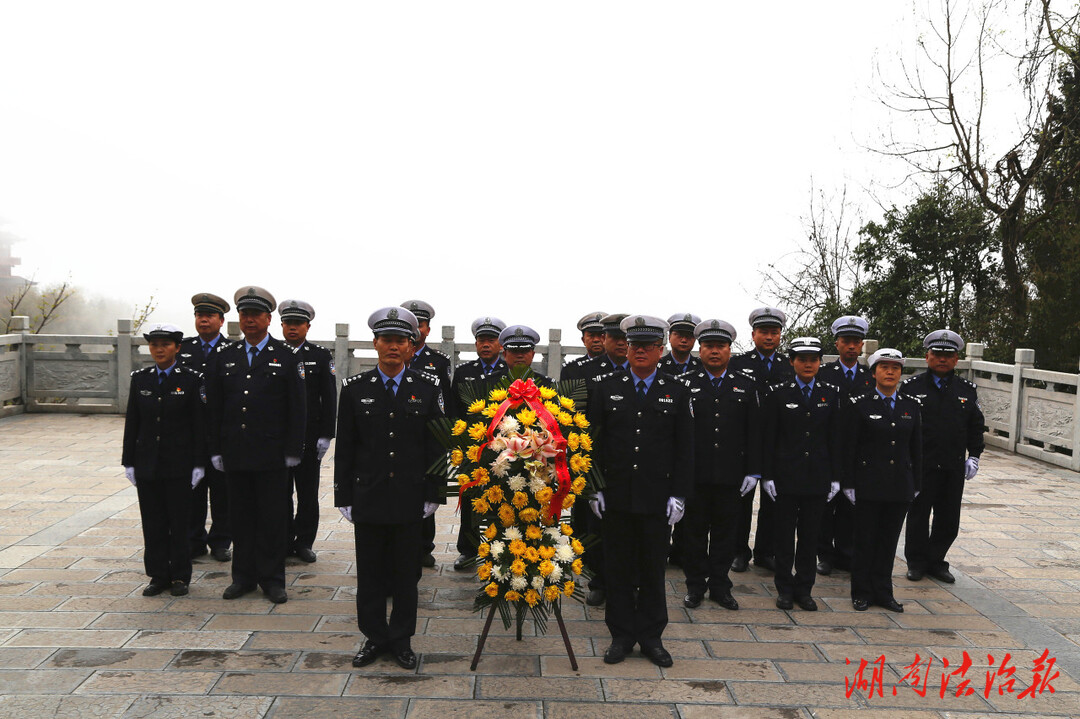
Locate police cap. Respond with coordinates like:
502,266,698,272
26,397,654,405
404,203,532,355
923,329,964,353
749,306,787,329
143,322,184,344
620,315,668,343
830,315,869,338
369,306,419,338
234,286,276,314
601,313,629,337
499,325,540,350
576,312,607,333
694,319,736,344
278,299,315,323
191,292,230,316
471,316,506,339
401,300,434,322
787,336,824,358
667,313,702,333
868,347,905,369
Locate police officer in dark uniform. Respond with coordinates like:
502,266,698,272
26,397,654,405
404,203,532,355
206,286,306,604
279,299,337,564
499,324,554,386
123,323,206,597
903,330,984,584
402,300,452,386
659,313,702,376
561,312,607,381
761,337,843,612
842,348,922,612
588,315,693,668
729,307,794,572
335,306,445,670
177,292,234,562
816,315,874,576
680,319,759,612
579,313,630,380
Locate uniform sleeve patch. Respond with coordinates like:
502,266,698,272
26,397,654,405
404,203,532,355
298,363,306,380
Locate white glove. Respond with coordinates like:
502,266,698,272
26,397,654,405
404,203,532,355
285,456,301,468
739,475,758,497
422,501,439,518
337,506,353,523
124,467,136,486
964,456,979,480
762,480,777,500
316,438,332,461
211,455,224,472
191,467,205,488
843,488,856,505
589,491,605,520
666,496,685,526
914,490,921,499
827,481,840,502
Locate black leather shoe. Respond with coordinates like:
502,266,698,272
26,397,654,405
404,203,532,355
816,560,832,576
393,648,418,670
170,580,189,597
775,594,794,610
142,581,169,597
265,586,288,604
420,553,436,568
795,595,818,611
683,593,703,609
222,583,256,600
453,554,472,571
603,641,631,664
906,568,925,581
928,567,955,584
876,598,904,613
293,547,317,563
585,589,606,607
211,547,231,562
352,641,383,667
852,598,870,612
711,592,739,611
754,556,776,572
730,556,749,573
641,644,674,668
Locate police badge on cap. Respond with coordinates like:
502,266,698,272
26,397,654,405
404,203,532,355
923,329,964,353
470,316,506,339
868,347,905,369
400,300,434,322
499,325,540,350
830,315,869,338
694,319,736,344
191,293,230,315
233,286,276,313
748,306,787,329
620,315,668,343
787,336,824,358
667,313,702,333
369,306,419,337
143,323,184,343
278,299,315,322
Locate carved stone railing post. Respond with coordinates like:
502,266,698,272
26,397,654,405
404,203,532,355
1009,348,1035,452
116,319,133,412
12,316,30,406
227,321,241,342
546,329,562,379
1073,356,1080,473
334,323,350,386
966,342,984,383
862,338,879,359
440,326,456,369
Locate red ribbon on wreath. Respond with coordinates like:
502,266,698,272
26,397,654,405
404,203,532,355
458,378,573,522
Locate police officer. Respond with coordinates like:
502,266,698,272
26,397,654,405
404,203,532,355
279,299,337,564
680,319,759,612
123,323,206,597
206,286,306,604
761,337,843,611
903,330,984,584
177,293,233,562
729,307,794,572
579,313,630,379
335,307,445,670
842,348,922,612
561,312,607,381
499,324,553,385
588,315,693,668
660,313,702,376
816,315,874,576
401,300,452,386
449,316,508,570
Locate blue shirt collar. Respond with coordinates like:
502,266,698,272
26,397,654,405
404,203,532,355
796,377,815,392
876,389,897,401
377,366,406,387
757,350,778,363
607,355,628,370
631,369,658,393
244,335,270,354
157,361,177,376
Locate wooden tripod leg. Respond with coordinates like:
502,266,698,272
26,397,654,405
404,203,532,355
554,603,578,671
470,603,498,671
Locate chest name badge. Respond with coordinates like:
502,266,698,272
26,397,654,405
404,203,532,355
361,397,375,405
785,403,799,409
869,414,883,420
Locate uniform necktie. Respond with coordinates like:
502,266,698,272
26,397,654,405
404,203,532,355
385,379,396,398
248,346,258,365
886,396,894,413
157,371,166,385
846,369,854,384
636,380,647,400
764,357,772,372
202,342,211,358
802,385,811,403
712,376,722,389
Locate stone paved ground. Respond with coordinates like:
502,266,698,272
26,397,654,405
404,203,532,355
1,414,1079,718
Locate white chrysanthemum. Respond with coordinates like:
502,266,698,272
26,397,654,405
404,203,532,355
544,527,562,541
510,575,528,591
492,565,506,581
548,564,563,583
488,437,507,453
555,533,570,547
490,540,505,559
528,476,547,495
555,545,575,562
490,453,512,477
503,527,522,542
507,475,527,492
498,416,520,434
531,575,545,591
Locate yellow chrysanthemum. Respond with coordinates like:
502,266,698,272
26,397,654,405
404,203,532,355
488,388,508,402
569,453,591,475
482,405,498,418
485,582,499,597
508,539,526,556
484,524,498,540
511,491,529,509
535,487,553,504
524,589,540,607
579,433,592,451
539,386,557,400
451,419,467,436
471,467,490,485
559,395,575,411
471,497,490,514
544,585,561,602
563,580,575,597
571,539,585,555
525,525,543,540
510,559,526,576
477,543,491,558
468,399,486,415
538,559,555,577
560,523,573,536
541,512,557,526
518,507,539,524
477,562,492,580
517,409,537,426
562,493,576,509
468,422,487,441
543,400,561,415
566,433,580,452
539,545,556,560
557,411,574,426
504,590,520,602
571,558,584,575
449,449,464,467
484,485,505,504
573,413,589,429
498,503,516,527
466,446,481,463
456,473,470,486
571,477,586,495
523,546,540,564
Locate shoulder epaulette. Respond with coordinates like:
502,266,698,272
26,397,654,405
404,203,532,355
416,370,441,386
342,372,368,387
818,380,839,392
132,366,154,376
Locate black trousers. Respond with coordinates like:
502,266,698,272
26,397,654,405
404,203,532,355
354,519,423,652
683,484,740,596
735,482,776,562
602,511,668,649
773,493,825,598
851,499,909,603
287,446,321,551
572,502,605,591
189,464,230,553
455,498,479,556
668,519,687,564
905,467,964,573
137,476,192,584
422,515,436,556
227,468,289,591
817,492,854,570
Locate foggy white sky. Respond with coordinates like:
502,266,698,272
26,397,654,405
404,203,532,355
0,2,922,344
